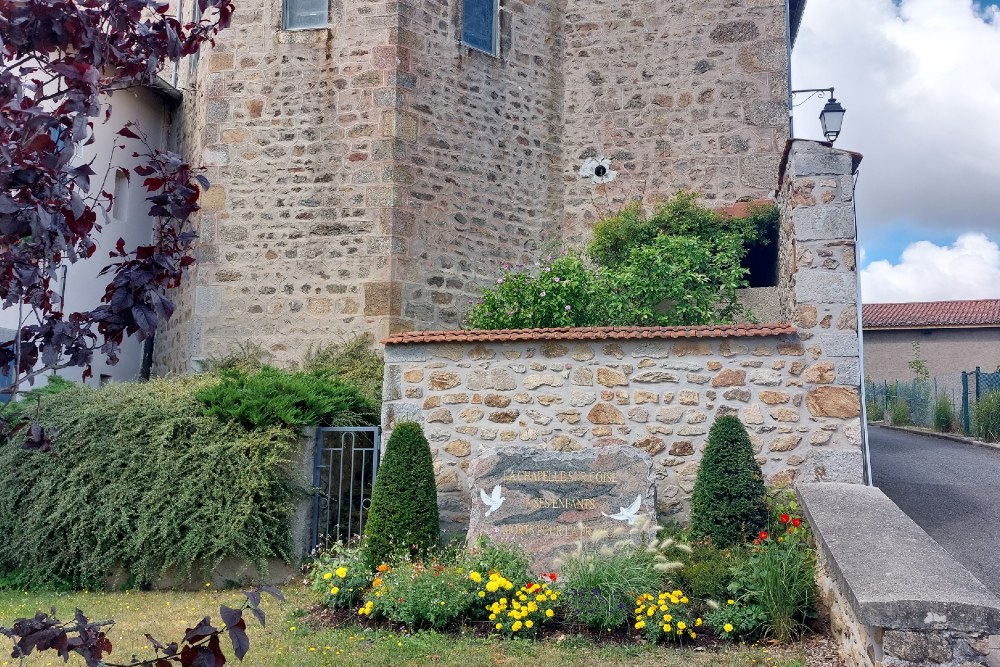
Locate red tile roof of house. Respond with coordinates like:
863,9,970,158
382,323,796,345
862,299,1000,329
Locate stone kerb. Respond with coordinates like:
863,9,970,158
798,482,1000,667
382,325,865,534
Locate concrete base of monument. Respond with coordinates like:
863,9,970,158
466,446,657,570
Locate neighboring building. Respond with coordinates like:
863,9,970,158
0,82,181,388
862,299,1000,395
153,0,808,371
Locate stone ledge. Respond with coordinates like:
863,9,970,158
797,482,1000,634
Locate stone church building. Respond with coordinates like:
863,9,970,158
154,0,808,371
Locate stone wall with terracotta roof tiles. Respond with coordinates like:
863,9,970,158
383,330,863,533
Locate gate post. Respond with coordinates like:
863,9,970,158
962,371,971,435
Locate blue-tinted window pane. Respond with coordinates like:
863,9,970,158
462,0,496,53
284,0,328,30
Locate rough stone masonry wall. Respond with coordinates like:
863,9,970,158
381,139,866,533
559,0,791,242
779,141,862,395
156,0,411,371
390,0,566,333
382,331,864,534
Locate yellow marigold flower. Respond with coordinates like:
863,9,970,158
659,604,668,611
723,623,734,633
635,621,645,630
512,621,522,632
672,590,682,597
504,582,513,590
663,624,671,632
647,607,655,617
469,571,482,583
545,609,554,618
677,621,686,631
496,623,503,630
690,632,697,639
372,577,383,588
478,591,486,598
525,620,533,629
695,618,702,626
663,614,672,622
323,572,333,580
727,599,735,605
670,597,680,604
486,582,499,592
329,586,339,595
335,567,348,579
681,597,688,603
489,614,496,621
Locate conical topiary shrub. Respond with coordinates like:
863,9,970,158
689,415,769,548
362,422,440,569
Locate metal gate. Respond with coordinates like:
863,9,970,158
311,426,381,551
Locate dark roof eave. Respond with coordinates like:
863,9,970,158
789,0,807,47
144,75,183,108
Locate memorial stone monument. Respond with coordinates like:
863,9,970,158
467,446,657,568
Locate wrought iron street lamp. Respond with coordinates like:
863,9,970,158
791,87,846,143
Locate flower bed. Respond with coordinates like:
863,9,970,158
307,492,818,646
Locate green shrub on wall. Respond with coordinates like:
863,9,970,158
362,422,440,569
689,416,769,548
0,376,299,589
463,192,775,330
195,366,376,430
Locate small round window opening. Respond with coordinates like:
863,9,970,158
579,156,617,184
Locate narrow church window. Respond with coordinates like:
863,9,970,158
462,0,498,54
283,0,328,30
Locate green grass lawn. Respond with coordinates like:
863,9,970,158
0,585,806,667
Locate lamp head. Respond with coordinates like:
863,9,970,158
820,97,846,143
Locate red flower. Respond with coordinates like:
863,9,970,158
548,572,558,582
792,517,802,527
759,530,769,540
779,513,790,524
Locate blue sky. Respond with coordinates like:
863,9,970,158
792,0,1000,301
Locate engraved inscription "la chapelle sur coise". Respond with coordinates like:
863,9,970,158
501,470,619,484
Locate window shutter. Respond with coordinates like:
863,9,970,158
284,0,328,30
462,0,497,54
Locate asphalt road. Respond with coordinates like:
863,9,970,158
869,425,1000,597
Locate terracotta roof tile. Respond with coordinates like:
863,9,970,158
382,323,796,345
862,299,1000,329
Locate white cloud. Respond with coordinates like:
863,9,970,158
860,233,1000,302
793,0,1000,233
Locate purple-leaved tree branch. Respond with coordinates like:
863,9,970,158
0,0,233,424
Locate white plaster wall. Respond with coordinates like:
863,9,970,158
0,86,170,387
